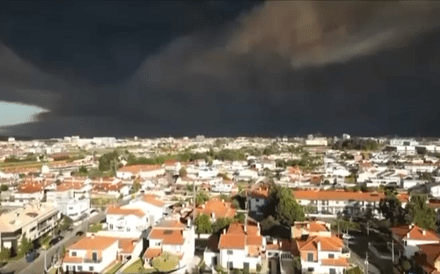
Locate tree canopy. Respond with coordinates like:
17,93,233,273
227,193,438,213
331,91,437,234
406,194,437,230
98,150,119,172
179,167,187,177
151,252,180,272
195,214,212,234
267,186,305,226
196,191,209,206
379,189,407,226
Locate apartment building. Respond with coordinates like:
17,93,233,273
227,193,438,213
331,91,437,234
144,219,195,272
293,221,350,274
391,224,440,258
0,202,60,254
205,221,265,272
293,189,409,218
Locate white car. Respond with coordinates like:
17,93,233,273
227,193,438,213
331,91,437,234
342,234,355,240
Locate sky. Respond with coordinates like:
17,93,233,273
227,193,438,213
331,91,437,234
0,1,440,138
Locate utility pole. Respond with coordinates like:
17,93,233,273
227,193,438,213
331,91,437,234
192,179,196,224
365,250,369,274
391,240,394,264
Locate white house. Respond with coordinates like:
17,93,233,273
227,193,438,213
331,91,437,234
46,181,91,220
125,194,167,225
248,186,270,215
293,221,350,274
106,205,149,233
144,219,195,273
116,165,165,179
63,236,119,273
211,181,234,193
391,224,440,258
208,221,265,272
234,169,258,181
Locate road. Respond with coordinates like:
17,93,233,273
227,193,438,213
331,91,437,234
347,229,391,274
0,212,105,274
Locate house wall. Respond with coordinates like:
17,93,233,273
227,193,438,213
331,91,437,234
116,171,133,180
64,241,118,273
405,239,440,257
107,214,146,233
219,248,246,269
249,197,268,214
140,169,165,179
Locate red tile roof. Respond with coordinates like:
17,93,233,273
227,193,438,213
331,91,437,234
69,236,118,250
149,228,185,245
144,247,162,259
296,236,344,252
143,194,165,207
218,222,262,250
293,190,409,203
415,244,440,274
196,198,236,219
391,224,440,242
321,258,350,267
107,206,146,217
118,165,163,173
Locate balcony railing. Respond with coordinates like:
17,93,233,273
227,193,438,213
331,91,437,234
83,258,103,264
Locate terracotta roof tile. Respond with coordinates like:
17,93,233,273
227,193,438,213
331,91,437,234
143,194,165,207
391,224,440,241
118,164,163,173
69,236,117,250
149,228,184,245
144,247,162,259
196,198,236,219
293,190,408,202
107,206,146,217
321,258,350,267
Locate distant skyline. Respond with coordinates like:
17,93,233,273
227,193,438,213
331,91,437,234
1,1,440,138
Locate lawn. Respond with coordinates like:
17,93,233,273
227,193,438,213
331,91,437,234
123,259,156,274
88,223,103,233
105,262,123,274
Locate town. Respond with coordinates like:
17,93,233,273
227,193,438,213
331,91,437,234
0,135,440,274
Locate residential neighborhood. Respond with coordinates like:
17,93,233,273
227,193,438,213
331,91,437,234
0,135,440,274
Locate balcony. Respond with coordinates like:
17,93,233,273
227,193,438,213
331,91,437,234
83,258,103,264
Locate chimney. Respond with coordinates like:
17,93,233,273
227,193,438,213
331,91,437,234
91,234,95,239
407,233,410,239
223,228,226,234
280,241,282,248
274,239,278,245
317,240,321,251
212,213,215,219
423,230,426,236
187,218,191,227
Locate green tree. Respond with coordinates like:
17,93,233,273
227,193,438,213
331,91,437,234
0,248,11,262
268,187,305,226
19,235,32,256
406,194,437,230
196,191,209,206
236,212,246,223
379,189,407,226
195,214,212,234
1,184,8,191
98,151,119,172
132,180,141,193
78,166,88,175
152,252,180,273
179,167,187,177
212,218,233,233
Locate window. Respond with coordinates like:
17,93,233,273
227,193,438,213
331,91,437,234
328,253,334,259
329,268,336,274
92,252,98,262
155,242,161,246
109,224,113,230
77,266,82,271
89,266,94,271
307,253,314,262
227,250,233,255
307,267,314,272
71,251,77,256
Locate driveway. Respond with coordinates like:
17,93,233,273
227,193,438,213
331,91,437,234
0,212,105,274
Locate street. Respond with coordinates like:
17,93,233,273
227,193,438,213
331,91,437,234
0,212,105,274
347,227,393,274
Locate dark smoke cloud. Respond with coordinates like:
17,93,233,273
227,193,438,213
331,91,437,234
1,1,440,138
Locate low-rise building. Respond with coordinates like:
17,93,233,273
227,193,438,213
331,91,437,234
391,224,440,258
63,236,119,273
205,221,265,272
414,243,440,274
143,219,195,272
106,205,149,233
116,165,165,180
195,198,236,221
0,202,60,253
248,186,270,216
46,181,91,220
293,221,350,274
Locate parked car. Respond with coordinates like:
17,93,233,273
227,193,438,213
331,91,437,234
342,234,355,240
